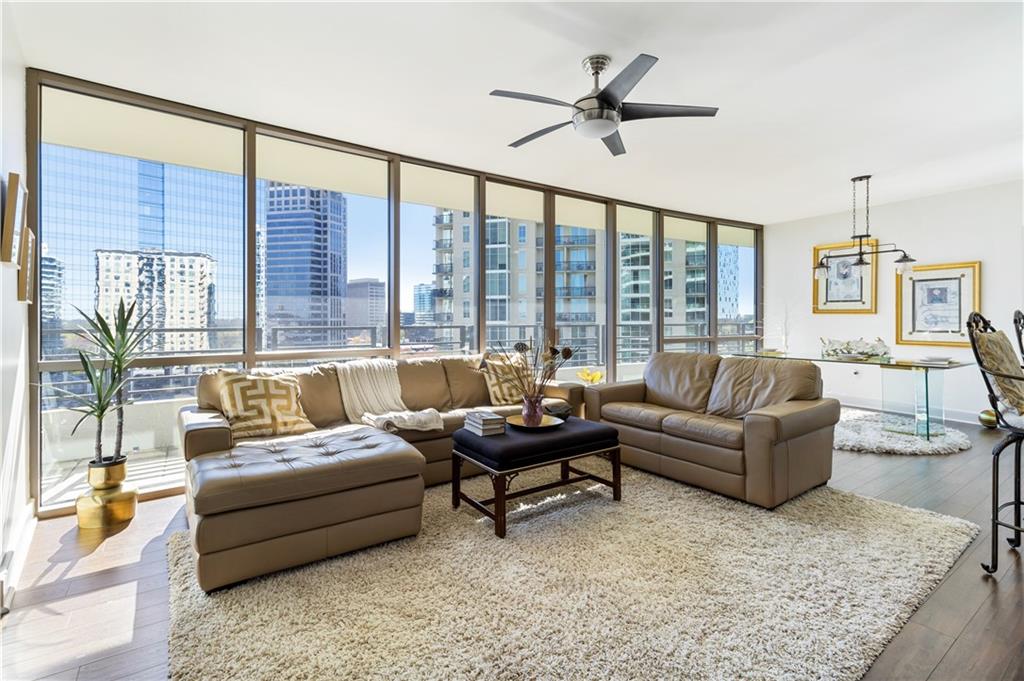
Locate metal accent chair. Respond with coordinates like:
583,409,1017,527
967,312,1023,574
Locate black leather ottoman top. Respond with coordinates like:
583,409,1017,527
452,417,619,471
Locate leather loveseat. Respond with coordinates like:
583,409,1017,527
584,352,839,508
177,355,582,591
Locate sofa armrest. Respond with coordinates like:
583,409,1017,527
178,405,233,462
541,380,584,417
744,399,841,443
583,380,647,421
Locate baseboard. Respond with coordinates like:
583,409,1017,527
829,394,979,426
1,500,37,614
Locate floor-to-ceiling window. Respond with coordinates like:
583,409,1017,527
29,73,762,514
484,182,544,351
663,216,710,354
554,195,606,378
255,135,389,351
615,206,655,380
37,87,245,507
715,224,759,353
399,163,477,354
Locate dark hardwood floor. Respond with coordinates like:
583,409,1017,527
2,422,1021,680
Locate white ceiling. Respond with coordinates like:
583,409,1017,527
6,2,1022,224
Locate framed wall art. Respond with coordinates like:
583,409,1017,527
812,239,878,314
18,227,36,303
2,171,28,265
896,261,980,347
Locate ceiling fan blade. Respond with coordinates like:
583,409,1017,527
509,121,572,148
597,54,658,107
490,90,573,108
601,131,626,156
620,103,719,121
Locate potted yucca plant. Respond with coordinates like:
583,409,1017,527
53,298,152,528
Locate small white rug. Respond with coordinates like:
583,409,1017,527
835,408,972,456
168,465,976,681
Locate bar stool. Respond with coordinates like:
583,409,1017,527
966,312,1023,574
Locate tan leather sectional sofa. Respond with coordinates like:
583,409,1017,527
585,352,840,508
177,355,582,591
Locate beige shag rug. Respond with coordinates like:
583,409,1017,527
167,462,977,681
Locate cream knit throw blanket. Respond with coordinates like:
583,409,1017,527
335,359,444,432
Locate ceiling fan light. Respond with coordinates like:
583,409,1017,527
574,116,619,139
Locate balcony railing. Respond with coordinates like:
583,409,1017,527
434,239,453,249
433,263,454,274
536,235,596,246
535,260,597,272
555,312,596,322
433,288,453,298
434,213,453,225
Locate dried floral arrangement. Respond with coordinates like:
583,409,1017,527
820,337,891,359
479,339,576,401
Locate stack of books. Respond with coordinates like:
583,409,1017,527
464,411,506,437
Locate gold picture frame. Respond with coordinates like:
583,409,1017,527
2,171,28,265
812,239,878,314
18,227,35,303
896,261,980,347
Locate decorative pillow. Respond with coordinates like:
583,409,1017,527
218,374,316,439
976,330,1024,414
481,354,528,406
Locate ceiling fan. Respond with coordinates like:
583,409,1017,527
490,53,718,156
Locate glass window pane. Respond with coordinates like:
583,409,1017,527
400,163,476,354
485,182,543,351
717,225,758,337
39,363,239,509
616,206,654,381
39,87,244,359
256,136,389,350
716,338,759,354
664,216,708,339
664,340,710,354
554,195,606,378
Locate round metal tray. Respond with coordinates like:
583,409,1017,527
506,414,565,432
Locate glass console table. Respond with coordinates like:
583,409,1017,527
732,353,973,440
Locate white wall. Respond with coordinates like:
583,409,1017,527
0,4,34,606
764,180,1024,423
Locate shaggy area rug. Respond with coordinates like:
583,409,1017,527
835,408,972,455
167,464,977,681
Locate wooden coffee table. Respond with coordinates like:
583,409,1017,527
451,417,621,538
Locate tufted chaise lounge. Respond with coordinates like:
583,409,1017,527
177,355,583,591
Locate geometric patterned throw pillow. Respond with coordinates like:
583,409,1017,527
218,374,316,439
481,353,528,406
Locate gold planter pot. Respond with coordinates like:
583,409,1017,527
76,459,138,529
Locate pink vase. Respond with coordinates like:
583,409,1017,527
521,395,544,427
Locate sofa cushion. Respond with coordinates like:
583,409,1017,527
441,355,491,408
643,352,722,412
601,401,680,432
705,357,820,419
397,357,452,412
662,411,744,450
188,424,425,515
198,365,346,428
481,354,527,405
660,435,745,476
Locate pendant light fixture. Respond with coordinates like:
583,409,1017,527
814,175,915,281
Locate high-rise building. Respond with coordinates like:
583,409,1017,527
716,244,740,320
263,182,347,348
39,252,65,356
413,283,435,324
345,278,386,346
95,249,216,352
